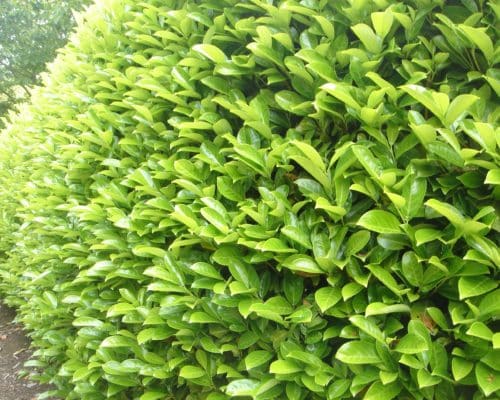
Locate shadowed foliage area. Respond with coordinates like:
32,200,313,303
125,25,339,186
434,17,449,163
0,0,498,399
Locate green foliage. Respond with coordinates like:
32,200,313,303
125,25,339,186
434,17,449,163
0,0,89,122
0,0,498,399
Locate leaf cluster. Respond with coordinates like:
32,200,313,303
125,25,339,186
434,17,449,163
0,0,498,399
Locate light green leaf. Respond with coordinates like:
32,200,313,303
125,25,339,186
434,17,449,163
201,207,229,234
276,91,309,115
269,359,302,374
190,262,223,280
256,238,297,253
179,365,206,379
476,363,500,396
189,312,219,324
351,145,383,182
351,23,382,53
314,287,342,313
364,381,401,400
315,197,346,217
425,199,466,228
192,44,227,63
401,251,423,287
466,322,493,341
444,94,479,126
286,308,313,323
289,154,331,190
171,204,200,231
281,226,312,249
327,379,350,398
458,276,498,300
100,336,136,348
395,333,429,354
357,210,402,234
367,264,403,295
313,15,334,39
365,302,410,316
226,379,260,397
401,85,443,119
452,357,474,381
137,327,173,344
72,317,104,327
140,392,169,400
493,333,500,349
349,315,385,344
342,282,364,301
415,228,442,246
247,42,283,66
245,351,273,370
336,340,382,364
291,140,326,173
417,369,441,388
282,254,324,275
402,176,426,220
460,25,494,62
132,245,167,258
485,169,500,185
321,83,361,110
345,230,371,256
371,11,394,39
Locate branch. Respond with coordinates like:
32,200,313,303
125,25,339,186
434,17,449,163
0,86,15,102
20,84,31,96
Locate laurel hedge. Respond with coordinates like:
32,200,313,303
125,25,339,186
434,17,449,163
0,0,499,399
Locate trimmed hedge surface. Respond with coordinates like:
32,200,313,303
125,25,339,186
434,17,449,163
0,0,499,399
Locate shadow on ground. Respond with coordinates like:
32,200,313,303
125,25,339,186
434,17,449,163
0,302,54,400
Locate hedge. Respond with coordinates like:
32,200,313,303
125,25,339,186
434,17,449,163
0,0,499,399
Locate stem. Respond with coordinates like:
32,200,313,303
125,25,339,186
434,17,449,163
20,85,31,96
470,49,481,72
0,87,15,102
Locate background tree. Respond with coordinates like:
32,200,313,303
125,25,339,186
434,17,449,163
0,0,89,125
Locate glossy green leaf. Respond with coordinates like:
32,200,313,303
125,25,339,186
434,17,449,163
401,251,423,287
349,315,385,344
402,176,426,220
180,365,206,379
321,83,361,110
226,379,259,397
458,276,498,300
336,341,382,364
0,1,497,399
364,381,401,400
476,363,500,396
466,322,493,341
485,169,500,185
351,23,382,53
444,94,479,125
417,369,441,388
460,25,494,62
245,351,273,370
192,44,227,63
315,287,342,313
371,11,393,39
395,333,429,354
357,210,402,234
452,357,474,381
269,359,302,374
282,255,324,275
365,303,410,316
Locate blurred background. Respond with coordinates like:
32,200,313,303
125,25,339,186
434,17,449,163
0,0,90,127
